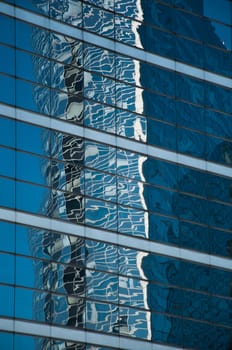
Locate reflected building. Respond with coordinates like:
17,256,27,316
0,0,232,350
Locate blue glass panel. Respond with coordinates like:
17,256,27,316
115,15,143,48
116,109,147,141
84,43,115,78
176,74,205,105
0,74,15,105
177,128,206,159
0,45,15,75
16,121,50,156
206,20,231,50
0,252,14,284
0,332,14,348
208,201,232,231
178,166,207,197
119,306,150,339
140,61,175,97
0,116,15,148
179,221,209,253
49,0,82,26
0,15,15,45
176,36,204,68
16,151,50,186
118,205,147,238
16,50,51,87
16,181,50,215
83,4,114,39
0,147,15,178
207,136,232,166
210,227,232,258
143,91,176,123
183,290,210,321
145,26,175,59
203,0,231,25
85,141,116,174
86,270,118,303
175,9,205,42
15,0,48,15
0,221,14,252
147,119,176,151
174,0,203,14
16,79,50,115
116,82,142,114
149,214,179,245
207,173,232,204
118,177,145,209
176,101,205,132
211,296,232,326
211,267,232,297
0,177,15,208
84,169,116,202
115,0,144,20
85,198,117,230
84,99,115,133
146,2,175,32
173,193,207,224
0,285,14,317
144,185,174,216
86,300,118,333
86,239,118,273
84,72,115,106
15,334,39,349
205,83,232,115
16,20,50,57
151,312,183,346
204,45,232,77
205,109,232,139
180,260,210,292
148,283,182,315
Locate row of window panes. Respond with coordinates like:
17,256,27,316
0,12,231,78
1,252,232,327
1,222,232,298
1,283,232,348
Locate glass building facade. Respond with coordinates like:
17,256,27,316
0,0,232,349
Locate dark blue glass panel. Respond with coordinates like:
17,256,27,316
179,221,209,253
0,147,15,178
207,173,232,204
176,36,204,68
176,74,205,105
149,214,179,245
208,200,232,231
143,156,177,189
0,177,15,208
178,166,207,197
181,260,211,292
207,136,232,166
49,0,82,26
205,83,232,115
146,2,175,32
183,319,218,350
177,128,206,158
210,227,232,258
15,0,48,15
176,101,205,132
144,185,174,216
145,26,175,59
206,20,231,50
0,74,15,105
0,15,15,45
140,61,175,97
183,290,210,321
204,45,232,77
0,116,15,148
173,193,207,224
147,119,176,151
151,313,183,346
16,20,50,57
205,109,232,139
211,296,232,326
0,221,14,253
143,91,176,123
0,285,14,317
142,253,181,285
148,283,182,315
175,9,205,42
211,267,232,297
0,45,15,75
0,252,14,284
203,0,231,25
174,0,204,14
16,121,50,156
